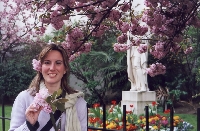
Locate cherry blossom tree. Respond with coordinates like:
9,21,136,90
0,0,43,62
2,0,200,77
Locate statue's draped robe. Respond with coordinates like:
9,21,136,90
127,40,149,91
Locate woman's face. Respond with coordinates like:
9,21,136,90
41,50,66,87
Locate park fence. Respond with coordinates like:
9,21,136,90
1,96,200,131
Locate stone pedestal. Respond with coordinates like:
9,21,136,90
121,91,157,115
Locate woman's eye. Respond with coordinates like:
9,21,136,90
44,61,50,64
56,61,63,65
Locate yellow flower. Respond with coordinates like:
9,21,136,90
149,118,153,123
106,122,116,129
115,118,119,121
126,122,130,125
106,121,109,124
154,116,159,121
152,125,158,130
175,119,180,123
173,116,180,120
142,118,146,123
137,119,141,123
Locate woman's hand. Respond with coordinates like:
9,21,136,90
25,104,42,125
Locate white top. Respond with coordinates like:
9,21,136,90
9,90,87,131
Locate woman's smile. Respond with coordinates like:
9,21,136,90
48,73,57,77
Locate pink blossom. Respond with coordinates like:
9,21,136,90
137,44,148,54
116,21,130,33
109,10,121,22
32,88,52,113
119,2,130,12
146,63,166,77
92,25,109,37
32,59,42,72
161,119,168,126
69,52,81,62
39,88,49,99
113,43,131,52
117,34,128,44
184,47,193,54
101,0,116,8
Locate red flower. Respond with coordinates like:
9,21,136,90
93,103,100,108
109,109,113,112
164,109,170,114
111,100,117,105
126,111,132,114
139,116,144,120
152,101,157,106
130,104,133,108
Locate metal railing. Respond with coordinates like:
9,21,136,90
1,98,199,131
87,105,127,131
1,95,11,131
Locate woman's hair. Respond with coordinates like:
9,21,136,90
28,44,77,96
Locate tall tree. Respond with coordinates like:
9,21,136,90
2,0,200,77
0,43,44,101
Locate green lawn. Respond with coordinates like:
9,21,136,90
0,105,12,131
176,113,197,131
0,105,198,130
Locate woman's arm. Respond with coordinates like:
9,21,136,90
9,90,36,131
76,97,87,131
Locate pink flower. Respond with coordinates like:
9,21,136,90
137,44,148,54
39,88,49,99
117,34,128,44
146,63,166,77
161,119,168,126
184,47,193,54
113,43,130,52
119,2,130,12
32,59,42,72
32,88,52,113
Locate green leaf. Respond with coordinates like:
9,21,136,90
57,98,68,103
57,89,62,96
55,102,66,112
51,104,57,112
52,91,57,100
46,96,52,103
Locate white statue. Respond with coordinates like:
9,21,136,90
127,40,149,92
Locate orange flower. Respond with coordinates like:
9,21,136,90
111,100,117,105
152,101,157,106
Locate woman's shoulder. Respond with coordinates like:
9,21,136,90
14,89,34,103
76,96,87,107
12,89,34,109
17,89,33,97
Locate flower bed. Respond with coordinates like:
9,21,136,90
88,101,194,131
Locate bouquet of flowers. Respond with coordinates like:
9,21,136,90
32,88,68,131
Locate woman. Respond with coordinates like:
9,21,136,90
9,44,87,131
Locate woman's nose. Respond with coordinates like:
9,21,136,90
50,63,56,70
